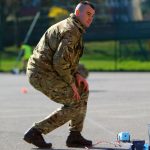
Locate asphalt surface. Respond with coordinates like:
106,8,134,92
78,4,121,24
0,72,150,150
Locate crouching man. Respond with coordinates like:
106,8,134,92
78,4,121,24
23,1,95,148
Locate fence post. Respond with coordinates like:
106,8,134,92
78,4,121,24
0,1,4,52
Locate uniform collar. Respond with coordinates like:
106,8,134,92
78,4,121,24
69,13,86,33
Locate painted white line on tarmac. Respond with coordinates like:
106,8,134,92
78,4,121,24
87,118,115,136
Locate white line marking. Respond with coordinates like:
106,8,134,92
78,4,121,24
87,118,115,136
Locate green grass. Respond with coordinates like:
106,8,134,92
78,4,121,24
0,45,22,72
1,41,150,72
80,59,150,71
0,59,22,72
2,58,150,72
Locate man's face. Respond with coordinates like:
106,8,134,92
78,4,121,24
78,5,95,28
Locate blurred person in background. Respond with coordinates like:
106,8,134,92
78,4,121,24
23,1,95,149
20,43,32,73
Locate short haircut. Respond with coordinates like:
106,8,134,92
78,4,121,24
79,1,95,10
75,1,95,12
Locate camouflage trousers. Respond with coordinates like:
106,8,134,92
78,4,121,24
27,70,89,135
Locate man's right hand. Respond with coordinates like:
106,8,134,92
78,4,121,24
71,83,80,101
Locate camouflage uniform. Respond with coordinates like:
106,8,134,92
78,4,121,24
77,64,89,78
27,13,89,135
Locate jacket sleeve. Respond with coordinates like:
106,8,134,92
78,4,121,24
53,30,77,85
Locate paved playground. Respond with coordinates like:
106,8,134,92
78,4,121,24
0,72,150,150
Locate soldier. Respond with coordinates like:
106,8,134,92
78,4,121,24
23,1,95,149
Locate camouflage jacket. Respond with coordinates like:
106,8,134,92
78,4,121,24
27,13,85,86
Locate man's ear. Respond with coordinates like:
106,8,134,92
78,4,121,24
75,9,80,16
